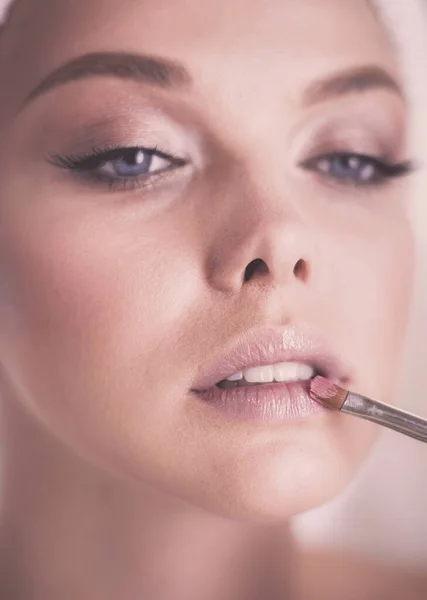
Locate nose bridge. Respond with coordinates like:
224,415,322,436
204,158,313,293
229,171,304,252
212,128,303,224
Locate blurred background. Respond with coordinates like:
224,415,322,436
294,0,427,568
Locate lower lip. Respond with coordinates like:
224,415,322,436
193,380,328,423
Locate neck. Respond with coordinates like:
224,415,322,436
0,399,295,600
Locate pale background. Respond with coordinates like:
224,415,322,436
294,0,427,568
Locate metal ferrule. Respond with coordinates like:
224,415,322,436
342,392,427,444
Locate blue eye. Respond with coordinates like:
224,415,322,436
50,145,187,190
301,152,412,186
320,155,375,182
98,148,171,178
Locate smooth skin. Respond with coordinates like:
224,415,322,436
0,0,421,598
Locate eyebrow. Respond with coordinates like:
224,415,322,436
302,65,404,106
24,51,193,104
23,53,403,110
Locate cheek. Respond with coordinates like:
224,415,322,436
0,210,202,421
319,213,415,399
0,203,218,487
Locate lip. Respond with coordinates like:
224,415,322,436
191,326,348,391
190,326,349,423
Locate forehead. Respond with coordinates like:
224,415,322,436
0,0,398,119
3,0,393,61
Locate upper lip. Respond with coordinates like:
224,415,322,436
191,325,349,392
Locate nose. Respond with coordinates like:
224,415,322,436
205,177,313,293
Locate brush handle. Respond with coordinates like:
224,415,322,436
342,392,427,443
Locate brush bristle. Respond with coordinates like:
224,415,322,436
309,376,348,410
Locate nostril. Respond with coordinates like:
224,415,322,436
293,258,309,282
244,258,269,282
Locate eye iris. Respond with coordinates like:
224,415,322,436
111,149,152,177
330,155,375,182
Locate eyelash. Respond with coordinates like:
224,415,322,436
49,145,188,192
300,152,414,187
49,145,414,193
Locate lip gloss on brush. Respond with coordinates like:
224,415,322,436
309,375,427,444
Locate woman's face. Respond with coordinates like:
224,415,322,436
0,0,415,519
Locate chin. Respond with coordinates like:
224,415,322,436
164,433,375,523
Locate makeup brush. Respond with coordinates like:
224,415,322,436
309,376,427,443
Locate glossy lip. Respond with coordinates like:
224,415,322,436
190,326,350,423
191,325,349,393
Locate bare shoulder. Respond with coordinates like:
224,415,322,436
297,547,427,600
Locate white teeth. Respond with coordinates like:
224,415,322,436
226,371,243,381
300,364,315,379
244,365,274,383
274,363,314,382
225,362,315,384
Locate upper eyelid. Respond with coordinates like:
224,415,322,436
299,151,387,166
42,108,206,164
287,105,405,164
292,135,398,165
